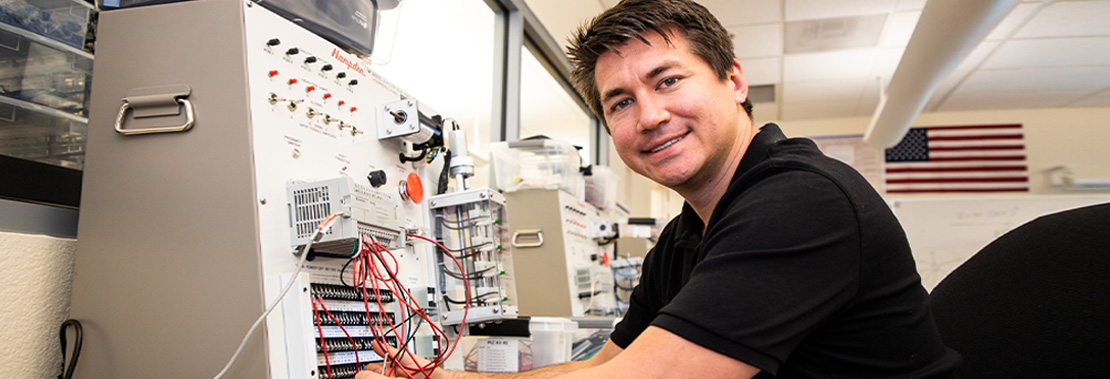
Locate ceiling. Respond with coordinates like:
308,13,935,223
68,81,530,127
521,0,1110,123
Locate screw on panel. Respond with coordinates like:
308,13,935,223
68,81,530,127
259,198,267,205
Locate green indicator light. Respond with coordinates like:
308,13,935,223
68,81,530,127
494,219,500,224
496,244,503,250
499,270,506,275
503,297,509,301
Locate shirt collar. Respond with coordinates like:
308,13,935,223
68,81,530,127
671,123,785,246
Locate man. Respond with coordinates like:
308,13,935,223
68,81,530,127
358,0,960,377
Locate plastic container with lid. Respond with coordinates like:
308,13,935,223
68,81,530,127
529,317,579,369
584,165,619,211
490,139,585,199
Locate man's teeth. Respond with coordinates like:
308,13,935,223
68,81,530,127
650,134,685,153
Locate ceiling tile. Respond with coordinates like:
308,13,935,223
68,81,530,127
781,100,860,120
956,41,1000,71
739,57,782,85
937,66,1110,111
856,78,883,116
1069,89,1110,108
1015,0,1110,38
923,71,968,112
986,3,1039,40
730,23,784,58
983,37,1110,69
956,66,1110,94
785,0,897,21
879,11,920,47
873,46,905,79
700,0,783,26
783,48,880,81
895,0,927,11
783,79,868,103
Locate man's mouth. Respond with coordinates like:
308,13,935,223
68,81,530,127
646,132,689,154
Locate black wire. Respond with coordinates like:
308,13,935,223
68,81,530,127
58,319,82,379
393,310,424,361
440,264,496,280
437,148,452,195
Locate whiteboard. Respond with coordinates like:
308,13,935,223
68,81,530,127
889,194,1110,292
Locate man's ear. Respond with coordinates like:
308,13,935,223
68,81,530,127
729,58,748,105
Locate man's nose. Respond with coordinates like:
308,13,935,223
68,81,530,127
637,93,670,132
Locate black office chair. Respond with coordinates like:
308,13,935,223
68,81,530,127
929,202,1110,378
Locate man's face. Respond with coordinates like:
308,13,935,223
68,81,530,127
595,31,749,191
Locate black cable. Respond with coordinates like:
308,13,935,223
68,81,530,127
399,148,429,164
437,148,452,195
58,319,82,379
439,264,496,281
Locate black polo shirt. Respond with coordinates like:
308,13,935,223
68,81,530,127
610,124,960,378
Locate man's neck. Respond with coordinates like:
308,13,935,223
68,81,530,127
677,121,758,229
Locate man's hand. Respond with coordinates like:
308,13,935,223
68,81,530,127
353,341,449,379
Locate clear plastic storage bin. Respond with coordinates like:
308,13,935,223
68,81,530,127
491,139,584,198
584,165,619,211
0,0,94,50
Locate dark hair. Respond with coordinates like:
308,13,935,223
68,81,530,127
567,0,753,130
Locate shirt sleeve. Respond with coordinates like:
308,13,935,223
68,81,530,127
650,169,862,374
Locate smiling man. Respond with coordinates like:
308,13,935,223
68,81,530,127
357,1,960,378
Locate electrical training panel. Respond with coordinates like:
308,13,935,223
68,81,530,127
507,189,620,317
69,1,515,378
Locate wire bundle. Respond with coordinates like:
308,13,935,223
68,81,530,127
314,233,470,379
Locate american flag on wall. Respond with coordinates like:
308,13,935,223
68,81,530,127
884,124,1029,193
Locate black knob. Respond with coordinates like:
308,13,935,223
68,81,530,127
337,72,347,79
348,79,359,86
367,170,388,188
321,64,333,71
305,56,317,64
286,47,299,55
266,38,281,46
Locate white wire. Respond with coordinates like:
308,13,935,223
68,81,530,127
213,215,337,379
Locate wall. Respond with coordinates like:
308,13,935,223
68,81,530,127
0,231,77,378
652,106,1110,213
774,107,1110,195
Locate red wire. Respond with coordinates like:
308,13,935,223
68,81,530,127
406,233,471,375
314,296,361,374
312,297,334,379
367,238,431,378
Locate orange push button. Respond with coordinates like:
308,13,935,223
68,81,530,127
399,172,424,204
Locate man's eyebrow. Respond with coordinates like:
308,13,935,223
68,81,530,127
646,61,677,81
602,87,627,105
600,61,679,105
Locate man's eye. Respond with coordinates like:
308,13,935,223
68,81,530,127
660,77,678,88
611,98,632,112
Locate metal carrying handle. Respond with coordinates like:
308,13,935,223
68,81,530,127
114,98,195,136
511,229,544,248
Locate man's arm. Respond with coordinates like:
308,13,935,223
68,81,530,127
564,326,760,379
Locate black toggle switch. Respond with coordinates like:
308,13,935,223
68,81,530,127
266,38,281,46
305,56,317,64
337,72,347,79
348,79,359,86
321,64,333,71
286,47,299,55
367,170,388,188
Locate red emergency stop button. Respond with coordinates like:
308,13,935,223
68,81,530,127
399,172,424,204
268,70,279,77
288,78,298,85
